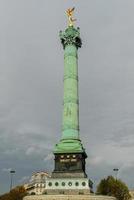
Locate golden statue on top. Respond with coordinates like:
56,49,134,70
66,7,76,27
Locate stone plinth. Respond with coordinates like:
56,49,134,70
45,177,90,195
24,194,116,200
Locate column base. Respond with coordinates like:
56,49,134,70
54,139,86,154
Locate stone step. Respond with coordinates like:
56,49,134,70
24,194,116,200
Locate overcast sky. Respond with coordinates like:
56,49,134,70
0,0,134,194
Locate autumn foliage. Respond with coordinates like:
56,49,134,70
96,176,131,200
0,186,27,200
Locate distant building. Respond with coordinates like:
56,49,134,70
24,171,50,195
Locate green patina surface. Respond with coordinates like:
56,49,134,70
54,26,85,154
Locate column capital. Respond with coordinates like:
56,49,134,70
59,26,82,49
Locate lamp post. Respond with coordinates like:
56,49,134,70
10,170,15,191
113,168,119,179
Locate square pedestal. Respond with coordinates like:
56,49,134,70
45,177,90,195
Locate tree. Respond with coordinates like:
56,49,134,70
0,186,27,200
96,176,131,200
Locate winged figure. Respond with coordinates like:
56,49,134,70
66,7,76,26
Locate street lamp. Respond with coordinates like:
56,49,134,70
113,168,119,179
10,170,15,191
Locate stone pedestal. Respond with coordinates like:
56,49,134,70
53,153,87,177
45,177,90,195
